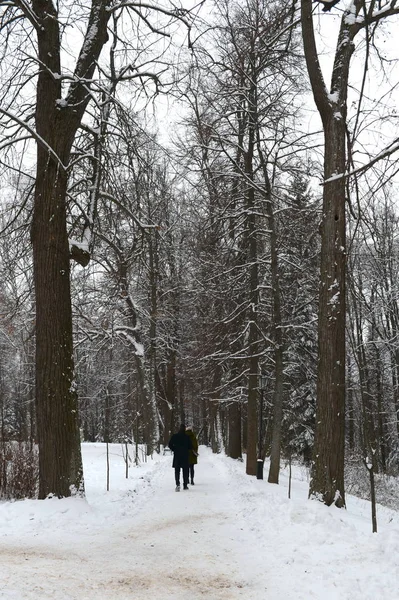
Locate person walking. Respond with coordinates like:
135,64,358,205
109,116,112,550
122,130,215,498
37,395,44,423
185,425,198,485
168,424,192,491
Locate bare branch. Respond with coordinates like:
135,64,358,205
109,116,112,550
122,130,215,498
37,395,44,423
0,107,67,169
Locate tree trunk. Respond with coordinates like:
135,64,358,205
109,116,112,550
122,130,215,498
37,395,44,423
245,56,259,476
268,351,284,483
375,355,387,473
209,365,222,453
346,354,355,452
301,0,361,507
256,125,284,485
167,350,177,431
358,342,378,472
32,161,84,498
227,401,242,459
267,205,284,484
31,0,111,497
309,115,346,507
148,230,160,450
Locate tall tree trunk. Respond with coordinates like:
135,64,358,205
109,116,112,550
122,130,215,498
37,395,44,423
392,350,399,440
309,113,347,508
346,354,355,452
167,350,177,430
256,125,284,485
246,302,259,474
350,284,379,471
358,341,378,472
302,0,399,507
210,365,222,453
375,351,387,473
301,0,358,507
267,199,284,484
32,160,84,498
31,0,112,497
148,230,160,450
245,56,259,476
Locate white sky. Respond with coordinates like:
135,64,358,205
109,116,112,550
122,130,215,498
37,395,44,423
0,443,398,599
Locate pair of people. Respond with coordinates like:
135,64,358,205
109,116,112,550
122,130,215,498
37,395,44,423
168,424,199,491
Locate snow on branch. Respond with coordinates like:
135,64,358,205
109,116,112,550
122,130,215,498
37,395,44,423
97,190,160,231
0,107,67,170
114,327,144,356
14,0,42,30
324,136,399,184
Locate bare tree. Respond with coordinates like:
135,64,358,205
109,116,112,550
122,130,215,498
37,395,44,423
177,0,311,475
301,0,399,507
0,0,195,497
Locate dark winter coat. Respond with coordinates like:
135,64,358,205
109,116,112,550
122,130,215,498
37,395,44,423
168,431,192,469
186,429,198,465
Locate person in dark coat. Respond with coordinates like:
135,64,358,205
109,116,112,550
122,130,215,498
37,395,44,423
168,424,192,491
185,425,198,485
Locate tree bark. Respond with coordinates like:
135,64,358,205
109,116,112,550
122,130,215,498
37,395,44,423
265,185,284,484
301,0,359,507
31,0,111,497
302,0,399,508
209,365,222,453
245,52,259,476
32,97,84,499
256,121,284,485
309,112,347,507
227,401,242,459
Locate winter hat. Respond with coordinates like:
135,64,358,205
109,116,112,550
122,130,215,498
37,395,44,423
186,424,193,430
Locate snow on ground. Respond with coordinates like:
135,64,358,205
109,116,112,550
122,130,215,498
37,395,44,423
0,443,398,599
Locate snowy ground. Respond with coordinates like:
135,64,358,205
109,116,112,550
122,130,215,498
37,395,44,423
0,444,398,599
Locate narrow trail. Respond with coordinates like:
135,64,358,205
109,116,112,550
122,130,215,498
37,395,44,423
0,448,268,600
111,448,266,599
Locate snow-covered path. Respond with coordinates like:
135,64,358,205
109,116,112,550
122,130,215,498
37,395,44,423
110,450,265,598
0,446,266,599
1,443,399,599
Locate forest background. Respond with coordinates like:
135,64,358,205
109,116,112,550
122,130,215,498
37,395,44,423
1,0,399,510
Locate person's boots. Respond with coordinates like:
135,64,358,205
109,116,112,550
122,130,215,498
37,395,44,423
191,479,194,485
175,485,180,492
